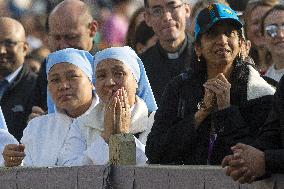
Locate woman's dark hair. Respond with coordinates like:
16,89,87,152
261,4,284,36
134,21,155,45
125,7,145,49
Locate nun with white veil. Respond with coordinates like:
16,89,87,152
59,46,157,166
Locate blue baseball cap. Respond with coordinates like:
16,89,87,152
194,3,242,40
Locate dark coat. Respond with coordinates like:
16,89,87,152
139,35,193,107
146,63,275,165
253,76,284,174
1,63,37,141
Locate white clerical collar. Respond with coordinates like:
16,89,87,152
5,65,23,84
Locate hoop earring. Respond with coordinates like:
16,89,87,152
197,55,200,62
238,52,243,60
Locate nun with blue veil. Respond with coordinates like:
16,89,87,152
59,46,157,166
2,48,99,167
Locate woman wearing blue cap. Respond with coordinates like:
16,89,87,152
146,3,276,165
58,46,157,166
2,48,99,167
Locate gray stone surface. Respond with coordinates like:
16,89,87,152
168,166,205,189
110,165,135,189
17,167,48,189
77,165,106,189
0,167,17,189
134,166,170,189
0,165,283,189
203,168,239,189
46,166,78,189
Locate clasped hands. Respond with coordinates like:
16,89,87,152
195,73,231,127
203,73,231,111
101,87,131,143
221,143,266,184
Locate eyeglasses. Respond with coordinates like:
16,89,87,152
147,3,184,17
0,40,25,48
265,23,284,38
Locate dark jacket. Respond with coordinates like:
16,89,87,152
146,63,275,165
139,35,193,107
252,76,284,174
1,63,37,141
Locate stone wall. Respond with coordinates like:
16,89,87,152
0,165,283,189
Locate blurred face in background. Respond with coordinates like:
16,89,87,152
246,5,271,47
48,15,96,52
145,0,190,45
263,9,284,57
0,19,28,78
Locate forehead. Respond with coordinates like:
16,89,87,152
49,14,85,34
96,59,124,69
96,59,131,72
147,0,182,7
250,6,271,21
48,63,82,76
264,10,284,25
0,23,23,41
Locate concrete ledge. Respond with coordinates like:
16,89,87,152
0,165,283,189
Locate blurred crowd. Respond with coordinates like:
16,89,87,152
0,0,249,74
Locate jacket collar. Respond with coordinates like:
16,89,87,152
247,65,275,100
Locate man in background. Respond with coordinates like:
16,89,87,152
141,0,192,106
30,0,98,117
0,17,37,141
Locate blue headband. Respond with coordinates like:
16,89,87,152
46,48,93,81
93,46,158,112
46,48,94,113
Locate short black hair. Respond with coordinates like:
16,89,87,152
135,21,155,45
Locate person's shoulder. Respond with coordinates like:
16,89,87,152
23,62,36,75
139,44,159,59
247,65,276,100
25,113,56,133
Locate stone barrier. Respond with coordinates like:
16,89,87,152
0,165,283,189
